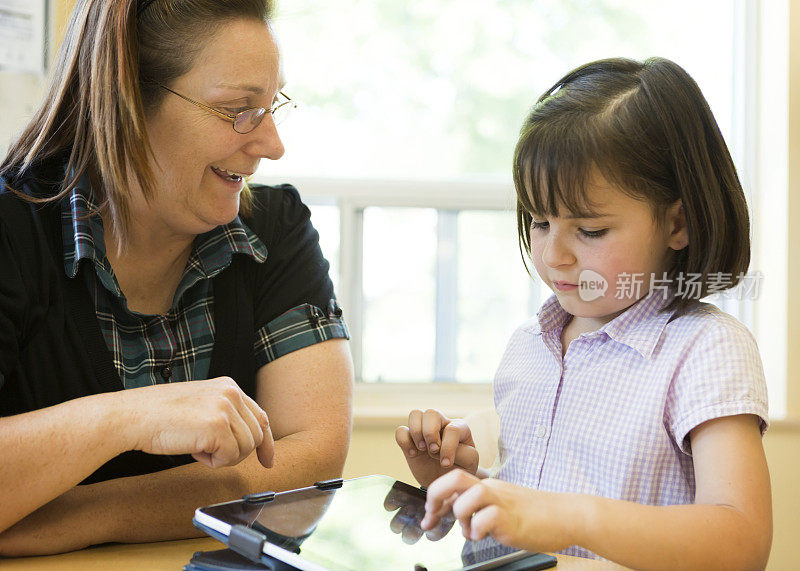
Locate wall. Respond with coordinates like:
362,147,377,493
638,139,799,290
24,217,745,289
0,74,45,155
0,0,72,155
772,0,800,564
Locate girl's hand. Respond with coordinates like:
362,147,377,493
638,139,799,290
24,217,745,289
118,377,274,469
421,469,577,554
395,409,479,488
383,482,456,545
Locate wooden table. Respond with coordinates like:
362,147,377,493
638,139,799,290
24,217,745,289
0,537,628,570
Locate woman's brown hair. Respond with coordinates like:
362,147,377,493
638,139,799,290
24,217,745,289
0,0,274,247
513,57,751,313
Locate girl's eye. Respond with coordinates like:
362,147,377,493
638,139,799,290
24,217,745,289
531,220,549,231
579,228,608,238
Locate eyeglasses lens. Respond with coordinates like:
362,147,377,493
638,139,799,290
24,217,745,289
234,107,267,134
271,101,297,126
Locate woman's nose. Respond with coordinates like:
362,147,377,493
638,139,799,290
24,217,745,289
244,114,285,160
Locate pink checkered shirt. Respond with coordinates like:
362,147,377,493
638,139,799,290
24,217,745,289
493,289,769,559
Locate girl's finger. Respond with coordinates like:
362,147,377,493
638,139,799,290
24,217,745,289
461,518,472,540
421,491,458,530
407,409,426,450
467,504,502,542
421,409,447,456
395,426,419,457
423,470,478,525
450,482,494,528
439,420,474,466
440,440,480,474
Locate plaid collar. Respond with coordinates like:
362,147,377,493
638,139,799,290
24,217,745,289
530,287,677,358
61,177,267,305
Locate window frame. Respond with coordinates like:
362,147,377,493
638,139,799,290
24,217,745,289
295,176,523,384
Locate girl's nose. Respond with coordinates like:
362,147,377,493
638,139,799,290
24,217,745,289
541,232,576,268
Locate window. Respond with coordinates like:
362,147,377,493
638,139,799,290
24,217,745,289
299,179,542,384
254,1,773,395
267,0,737,180
356,207,540,383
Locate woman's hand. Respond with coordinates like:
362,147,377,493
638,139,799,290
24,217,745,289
119,376,274,469
421,469,576,554
395,409,479,487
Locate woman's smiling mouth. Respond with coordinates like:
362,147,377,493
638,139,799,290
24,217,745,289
210,166,251,182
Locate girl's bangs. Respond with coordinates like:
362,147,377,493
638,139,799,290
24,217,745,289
514,124,605,219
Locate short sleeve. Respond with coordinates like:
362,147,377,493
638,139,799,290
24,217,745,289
244,184,349,367
665,313,769,455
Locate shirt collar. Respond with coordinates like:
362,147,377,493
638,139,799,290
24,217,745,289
600,289,677,358
175,218,267,303
528,287,677,358
190,218,267,278
61,177,268,289
529,294,572,335
61,174,110,282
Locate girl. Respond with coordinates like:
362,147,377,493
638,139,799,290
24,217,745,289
396,57,771,569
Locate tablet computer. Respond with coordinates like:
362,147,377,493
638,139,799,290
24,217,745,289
193,474,557,571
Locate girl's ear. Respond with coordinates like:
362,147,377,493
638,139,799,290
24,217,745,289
666,199,689,251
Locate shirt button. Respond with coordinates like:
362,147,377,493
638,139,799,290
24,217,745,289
533,425,547,438
160,365,172,381
327,298,343,318
309,306,324,325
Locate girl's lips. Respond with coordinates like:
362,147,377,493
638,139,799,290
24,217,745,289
553,281,578,291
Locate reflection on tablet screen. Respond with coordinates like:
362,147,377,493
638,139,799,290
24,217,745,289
198,475,528,571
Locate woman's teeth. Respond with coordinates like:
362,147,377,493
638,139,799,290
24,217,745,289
211,166,244,182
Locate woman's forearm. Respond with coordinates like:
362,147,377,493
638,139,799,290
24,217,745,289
0,392,131,533
0,376,282,536
0,428,347,556
570,495,771,570
60,429,345,547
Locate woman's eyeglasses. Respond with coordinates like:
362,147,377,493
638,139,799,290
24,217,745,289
160,85,296,134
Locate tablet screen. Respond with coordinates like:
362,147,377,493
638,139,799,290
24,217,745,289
195,475,533,571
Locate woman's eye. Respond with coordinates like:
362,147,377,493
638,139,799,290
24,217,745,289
579,228,608,238
531,220,549,231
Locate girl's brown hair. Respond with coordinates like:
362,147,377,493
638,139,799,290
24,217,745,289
0,0,274,246
513,57,751,313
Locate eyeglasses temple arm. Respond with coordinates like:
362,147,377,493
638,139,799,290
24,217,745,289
159,85,237,122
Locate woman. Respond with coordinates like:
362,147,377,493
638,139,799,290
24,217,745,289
0,0,353,556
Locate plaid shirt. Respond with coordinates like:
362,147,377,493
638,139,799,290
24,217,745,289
62,183,348,389
493,288,768,560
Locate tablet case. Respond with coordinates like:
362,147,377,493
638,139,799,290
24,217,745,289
184,548,275,570
191,478,558,571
